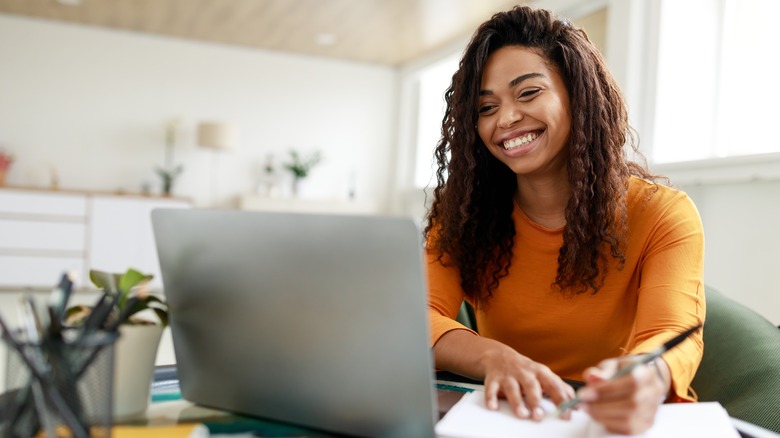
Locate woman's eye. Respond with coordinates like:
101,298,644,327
518,88,541,99
478,104,497,114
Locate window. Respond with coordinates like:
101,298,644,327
652,0,780,164
413,53,459,189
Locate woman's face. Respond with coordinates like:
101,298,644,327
477,45,571,178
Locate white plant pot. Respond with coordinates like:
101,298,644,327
112,324,164,419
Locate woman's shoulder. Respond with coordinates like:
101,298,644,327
626,175,699,219
628,175,688,201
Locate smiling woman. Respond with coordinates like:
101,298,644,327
423,5,705,436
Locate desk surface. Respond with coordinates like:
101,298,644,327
116,385,468,437
114,368,778,438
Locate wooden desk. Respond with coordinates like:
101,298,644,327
115,373,780,438
115,378,473,437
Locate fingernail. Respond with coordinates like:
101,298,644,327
517,406,530,418
578,388,597,402
488,399,498,410
533,407,545,420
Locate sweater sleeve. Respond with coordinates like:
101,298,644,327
628,189,706,402
426,248,478,346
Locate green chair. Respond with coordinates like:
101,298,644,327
691,286,780,433
456,301,477,332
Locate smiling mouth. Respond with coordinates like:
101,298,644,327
502,130,542,150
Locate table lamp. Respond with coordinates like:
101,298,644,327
197,121,238,206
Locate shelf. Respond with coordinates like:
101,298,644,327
239,195,382,216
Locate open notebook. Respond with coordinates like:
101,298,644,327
437,391,739,438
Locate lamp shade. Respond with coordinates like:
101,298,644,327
197,122,238,151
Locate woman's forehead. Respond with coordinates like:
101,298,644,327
480,46,556,89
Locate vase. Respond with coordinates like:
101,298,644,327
292,176,309,197
113,324,164,419
162,178,173,196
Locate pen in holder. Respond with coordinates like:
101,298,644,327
1,327,118,438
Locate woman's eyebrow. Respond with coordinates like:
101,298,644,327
509,72,545,88
480,72,546,95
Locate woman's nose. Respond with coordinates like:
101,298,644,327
498,105,523,129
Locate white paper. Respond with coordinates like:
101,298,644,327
436,391,740,438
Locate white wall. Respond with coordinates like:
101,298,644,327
656,157,780,326
688,180,780,326
0,14,398,209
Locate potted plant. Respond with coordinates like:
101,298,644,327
66,268,168,419
154,117,184,196
283,149,322,196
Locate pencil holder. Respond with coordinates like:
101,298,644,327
1,330,118,438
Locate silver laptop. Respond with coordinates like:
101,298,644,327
151,208,437,437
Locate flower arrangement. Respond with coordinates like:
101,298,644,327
0,149,12,172
0,149,13,185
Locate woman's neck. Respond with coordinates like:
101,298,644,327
515,173,571,229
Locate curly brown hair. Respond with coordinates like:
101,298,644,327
424,5,660,307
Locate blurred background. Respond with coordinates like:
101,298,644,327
0,0,778,326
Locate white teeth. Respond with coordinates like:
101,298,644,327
503,132,540,150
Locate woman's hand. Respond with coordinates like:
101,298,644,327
578,356,671,434
481,344,576,421
433,330,575,421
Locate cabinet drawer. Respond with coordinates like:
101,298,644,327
0,190,87,217
0,255,86,288
0,219,87,251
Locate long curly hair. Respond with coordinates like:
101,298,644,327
424,5,659,307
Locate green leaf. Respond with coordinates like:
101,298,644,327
121,297,147,324
90,270,118,293
63,304,92,327
118,268,152,293
144,295,167,308
152,308,169,327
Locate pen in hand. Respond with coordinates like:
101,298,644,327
555,324,702,417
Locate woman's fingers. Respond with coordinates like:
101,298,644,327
484,375,529,417
484,378,501,410
586,395,658,435
484,368,574,421
478,344,574,421
579,357,666,435
516,373,544,420
502,378,531,418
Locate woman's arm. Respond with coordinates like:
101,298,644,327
576,185,705,434
427,249,575,420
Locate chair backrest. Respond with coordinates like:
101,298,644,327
691,286,780,433
456,301,477,332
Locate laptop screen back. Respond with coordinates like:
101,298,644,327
152,208,437,437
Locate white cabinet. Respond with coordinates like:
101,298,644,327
88,195,188,290
0,188,190,290
0,189,88,287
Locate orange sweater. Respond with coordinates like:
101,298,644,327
427,177,705,402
